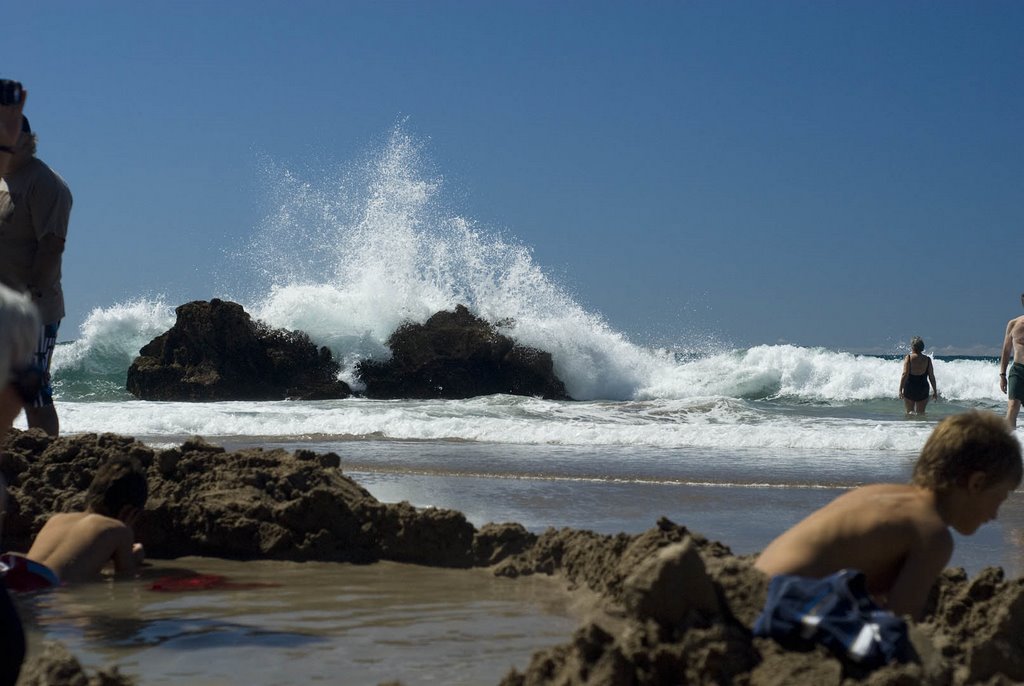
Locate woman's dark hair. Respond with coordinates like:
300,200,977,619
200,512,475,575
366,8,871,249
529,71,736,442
85,457,148,516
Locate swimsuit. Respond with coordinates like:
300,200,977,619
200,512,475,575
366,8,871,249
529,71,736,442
0,553,59,593
753,569,909,669
1008,363,1024,403
902,356,931,402
29,322,58,408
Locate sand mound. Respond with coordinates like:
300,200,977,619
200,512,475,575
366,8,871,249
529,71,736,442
16,641,131,686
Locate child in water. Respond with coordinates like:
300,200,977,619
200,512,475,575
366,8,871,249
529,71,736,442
13,456,148,586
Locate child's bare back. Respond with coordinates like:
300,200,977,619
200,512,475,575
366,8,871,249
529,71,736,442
20,455,149,585
26,512,141,583
754,411,1022,620
755,484,952,617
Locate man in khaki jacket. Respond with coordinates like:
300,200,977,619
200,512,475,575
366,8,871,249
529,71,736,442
0,113,72,436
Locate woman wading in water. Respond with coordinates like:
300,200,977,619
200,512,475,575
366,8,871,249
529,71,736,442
899,336,938,415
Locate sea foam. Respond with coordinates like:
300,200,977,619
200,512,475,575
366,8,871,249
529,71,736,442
52,126,1006,406
236,125,668,399
51,298,175,400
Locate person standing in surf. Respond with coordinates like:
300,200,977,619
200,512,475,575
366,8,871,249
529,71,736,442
898,337,937,415
998,293,1024,429
0,108,73,437
0,81,31,686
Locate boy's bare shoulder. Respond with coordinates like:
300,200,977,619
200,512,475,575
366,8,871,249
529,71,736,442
842,483,920,497
825,483,916,511
37,512,128,539
79,512,128,526
835,483,932,507
827,483,946,536
34,511,87,536
39,512,130,543
755,482,952,592
72,512,132,537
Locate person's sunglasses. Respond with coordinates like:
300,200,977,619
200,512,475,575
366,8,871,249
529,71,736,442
9,365,43,404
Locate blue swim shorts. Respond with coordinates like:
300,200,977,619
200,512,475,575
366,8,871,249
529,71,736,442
0,553,60,592
1008,363,1024,403
27,322,59,408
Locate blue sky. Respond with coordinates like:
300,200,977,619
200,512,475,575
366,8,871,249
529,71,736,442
5,1,1022,354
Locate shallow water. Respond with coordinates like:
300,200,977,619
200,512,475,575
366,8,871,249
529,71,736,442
19,557,580,685
348,468,1024,578
217,439,1024,579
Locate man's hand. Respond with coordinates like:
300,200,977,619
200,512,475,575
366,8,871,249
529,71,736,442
1001,375,1008,394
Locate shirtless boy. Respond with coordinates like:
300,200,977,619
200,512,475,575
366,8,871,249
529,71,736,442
999,293,1024,428
22,456,147,583
755,411,1021,620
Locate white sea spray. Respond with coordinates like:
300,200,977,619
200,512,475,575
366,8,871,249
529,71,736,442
48,126,1009,449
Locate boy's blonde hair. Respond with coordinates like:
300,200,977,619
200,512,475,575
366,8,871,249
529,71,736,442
912,411,1022,491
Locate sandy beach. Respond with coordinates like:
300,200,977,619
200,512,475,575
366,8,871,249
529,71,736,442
6,428,1024,685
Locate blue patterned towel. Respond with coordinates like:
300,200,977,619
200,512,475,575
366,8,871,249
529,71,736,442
752,569,908,668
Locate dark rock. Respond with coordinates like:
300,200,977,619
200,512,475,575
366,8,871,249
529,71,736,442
356,305,570,400
126,299,351,401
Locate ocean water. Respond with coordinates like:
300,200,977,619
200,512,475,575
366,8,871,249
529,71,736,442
38,350,1021,576
15,127,1024,682
33,125,1021,567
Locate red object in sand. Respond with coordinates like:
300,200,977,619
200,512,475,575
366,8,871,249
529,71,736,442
149,574,281,592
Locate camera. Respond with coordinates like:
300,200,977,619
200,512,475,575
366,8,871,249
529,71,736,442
0,80,24,106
